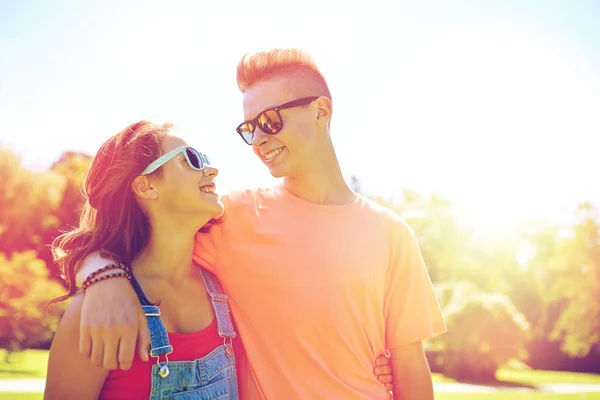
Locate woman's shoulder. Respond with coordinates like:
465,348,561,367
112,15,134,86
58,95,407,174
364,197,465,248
54,294,85,337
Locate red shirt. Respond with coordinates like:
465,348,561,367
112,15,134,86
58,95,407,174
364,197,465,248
99,319,228,400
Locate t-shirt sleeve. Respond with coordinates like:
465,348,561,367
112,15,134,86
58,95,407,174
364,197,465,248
385,220,447,349
192,229,218,273
192,196,230,272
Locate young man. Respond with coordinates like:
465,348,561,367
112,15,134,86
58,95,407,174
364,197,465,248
76,48,446,399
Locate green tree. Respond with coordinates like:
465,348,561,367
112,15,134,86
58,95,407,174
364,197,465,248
515,204,600,358
0,147,66,256
0,251,65,357
0,147,90,354
371,189,493,286
44,151,92,279
549,203,600,357
430,281,530,380
0,147,91,280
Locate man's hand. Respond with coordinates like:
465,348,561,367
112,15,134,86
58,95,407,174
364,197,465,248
79,277,150,370
374,353,394,392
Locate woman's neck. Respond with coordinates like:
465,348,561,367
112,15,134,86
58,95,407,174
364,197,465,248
132,213,210,283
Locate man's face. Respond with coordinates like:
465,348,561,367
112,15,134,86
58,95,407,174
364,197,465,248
242,76,318,178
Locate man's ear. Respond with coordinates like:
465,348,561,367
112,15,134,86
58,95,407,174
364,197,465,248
316,96,333,127
131,176,158,200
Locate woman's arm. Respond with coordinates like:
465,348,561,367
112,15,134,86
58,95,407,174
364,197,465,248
45,294,110,400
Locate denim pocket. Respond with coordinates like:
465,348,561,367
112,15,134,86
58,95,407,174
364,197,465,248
164,377,231,399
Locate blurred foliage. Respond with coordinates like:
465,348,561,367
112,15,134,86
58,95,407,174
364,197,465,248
546,203,599,357
0,148,91,279
0,148,90,356
0,251,65,356
429,281,530,380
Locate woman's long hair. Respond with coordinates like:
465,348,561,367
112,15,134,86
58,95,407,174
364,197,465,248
50,121,172,305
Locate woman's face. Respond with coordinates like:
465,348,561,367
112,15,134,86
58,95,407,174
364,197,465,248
147,135,223,219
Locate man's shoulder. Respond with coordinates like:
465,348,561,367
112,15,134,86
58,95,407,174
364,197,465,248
219,185,282,223
222,185,279,205
359,196,416,237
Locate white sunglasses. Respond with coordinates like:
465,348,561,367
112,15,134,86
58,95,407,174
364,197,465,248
141,146,211,175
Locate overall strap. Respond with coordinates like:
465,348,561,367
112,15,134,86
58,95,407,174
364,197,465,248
142,305,173,358
129,273,173,360
129,272,153,305
198,267,237,340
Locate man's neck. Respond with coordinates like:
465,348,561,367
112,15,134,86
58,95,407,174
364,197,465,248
283,148,356,205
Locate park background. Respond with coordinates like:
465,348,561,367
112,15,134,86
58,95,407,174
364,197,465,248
1,0,599,398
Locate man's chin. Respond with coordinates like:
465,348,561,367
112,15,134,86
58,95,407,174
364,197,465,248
267,165,287,178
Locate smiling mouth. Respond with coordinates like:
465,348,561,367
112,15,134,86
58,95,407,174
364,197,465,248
263,147,285,162
199,184,216,194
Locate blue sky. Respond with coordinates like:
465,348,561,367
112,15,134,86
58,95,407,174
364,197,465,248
1,0,599,232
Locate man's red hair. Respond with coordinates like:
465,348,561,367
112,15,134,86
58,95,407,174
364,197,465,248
236,48,332,100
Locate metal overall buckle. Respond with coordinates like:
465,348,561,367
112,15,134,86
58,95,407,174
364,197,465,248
224,337,234,358
151,347,173,379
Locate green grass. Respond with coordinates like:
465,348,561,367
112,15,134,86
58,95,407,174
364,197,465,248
0,350,48,379
497,368,600,385
1,349,600,400
0,394,42,400
432,373,457,383
437,395,600,400
432,368,600,386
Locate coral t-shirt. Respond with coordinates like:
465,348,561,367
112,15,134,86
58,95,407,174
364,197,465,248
193,184,446,400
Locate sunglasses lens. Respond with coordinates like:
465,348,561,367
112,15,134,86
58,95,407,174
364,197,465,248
237,123,254,145
185,148,203,169
257,110,282,134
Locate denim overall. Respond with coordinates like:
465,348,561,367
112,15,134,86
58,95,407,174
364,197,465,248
130,266,239,400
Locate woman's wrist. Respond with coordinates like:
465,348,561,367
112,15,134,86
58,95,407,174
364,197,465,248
81,263,132,293
75,252,121,286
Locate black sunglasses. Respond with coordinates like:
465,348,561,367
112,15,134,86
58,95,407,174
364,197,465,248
235,96,319,145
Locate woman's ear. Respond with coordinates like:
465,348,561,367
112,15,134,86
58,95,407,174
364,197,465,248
132,176,158,200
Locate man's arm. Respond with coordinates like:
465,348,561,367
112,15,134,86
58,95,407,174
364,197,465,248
75,252,150,370
384,219,447,399
389,341,434,400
